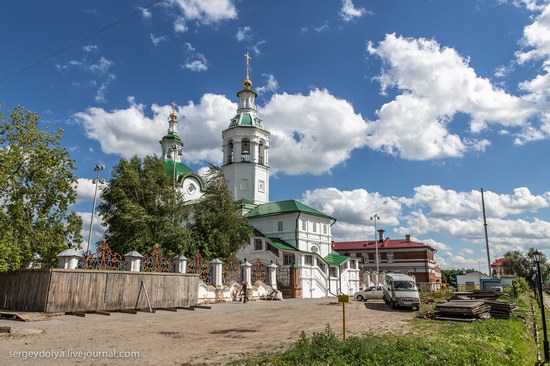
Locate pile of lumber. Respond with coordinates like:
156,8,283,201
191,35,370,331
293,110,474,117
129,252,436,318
434,300,491,322
486,300,517,319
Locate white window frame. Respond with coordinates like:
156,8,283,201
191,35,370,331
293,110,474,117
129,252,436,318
277,221,283,232
301,220,307,231
313,223,317,233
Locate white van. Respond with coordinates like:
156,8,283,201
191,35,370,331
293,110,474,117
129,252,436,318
382,273,420,311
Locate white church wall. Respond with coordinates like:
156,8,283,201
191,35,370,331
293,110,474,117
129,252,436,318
248,214,300,248
297,214,333,257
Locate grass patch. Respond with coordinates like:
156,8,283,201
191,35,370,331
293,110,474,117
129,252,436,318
234,295,537,366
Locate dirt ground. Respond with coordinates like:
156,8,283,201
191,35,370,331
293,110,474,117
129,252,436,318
0,298,414,365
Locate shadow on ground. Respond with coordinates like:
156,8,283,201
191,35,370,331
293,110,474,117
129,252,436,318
363,301,416,313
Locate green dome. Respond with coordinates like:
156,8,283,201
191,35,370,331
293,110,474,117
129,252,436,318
161,132,182,141
228,113,264,129
164,160,193,181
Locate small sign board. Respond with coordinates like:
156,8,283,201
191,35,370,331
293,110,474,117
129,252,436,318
338,294,349,303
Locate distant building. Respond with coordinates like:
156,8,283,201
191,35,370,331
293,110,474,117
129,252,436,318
491,258,514,286
332,230,442,290
456,271,490,290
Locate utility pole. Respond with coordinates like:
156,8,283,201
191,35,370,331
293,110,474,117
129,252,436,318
86,164,105,253
370,214,380,286
481,188,492,278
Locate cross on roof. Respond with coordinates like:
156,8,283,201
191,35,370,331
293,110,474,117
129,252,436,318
244,52,251,80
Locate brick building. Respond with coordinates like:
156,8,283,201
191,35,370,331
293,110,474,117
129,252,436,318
332,229,442,290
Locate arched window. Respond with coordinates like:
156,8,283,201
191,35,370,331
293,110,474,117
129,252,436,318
227,140,234,164
241,138,250,162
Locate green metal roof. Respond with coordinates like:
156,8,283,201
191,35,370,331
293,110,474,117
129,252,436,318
228,113,264,129
267,237,300,252
236,198,254,205
253,229,300,252
164,160,193,180
245,200,334,220
161,132,182,141
324,253,349,266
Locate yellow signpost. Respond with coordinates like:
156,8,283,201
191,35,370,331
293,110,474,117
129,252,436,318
338,294,349,340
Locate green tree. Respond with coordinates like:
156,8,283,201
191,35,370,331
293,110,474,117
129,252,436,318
99,155,191,256
0,104,82,271
441,268,475,285
503,248,550,284
189,166,252,259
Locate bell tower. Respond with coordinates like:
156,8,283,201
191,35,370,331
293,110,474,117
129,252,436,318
222,52,270,204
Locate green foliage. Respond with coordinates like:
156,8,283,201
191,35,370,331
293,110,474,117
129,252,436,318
236,316,536,366
441,268,475,285
0,104,82,271
189,165,252,259
512,277,529,296
99,155,192,256
503,249,550,284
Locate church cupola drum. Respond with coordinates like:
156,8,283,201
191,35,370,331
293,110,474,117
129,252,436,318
222,53,270,204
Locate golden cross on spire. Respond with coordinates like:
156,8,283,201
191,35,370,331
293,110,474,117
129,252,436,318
244,52,251,80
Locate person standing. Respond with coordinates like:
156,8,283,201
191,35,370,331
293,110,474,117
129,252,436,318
242,281,249,303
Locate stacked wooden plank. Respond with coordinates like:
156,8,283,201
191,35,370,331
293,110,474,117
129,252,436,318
486,301,517,319
434,300,491,322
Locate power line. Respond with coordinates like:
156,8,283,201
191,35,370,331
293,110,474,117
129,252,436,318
0,0,165,85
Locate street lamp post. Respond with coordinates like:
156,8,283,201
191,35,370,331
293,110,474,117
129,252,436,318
534,250,549,362
86,164,105,253
534,265,540,309
370,214,380,286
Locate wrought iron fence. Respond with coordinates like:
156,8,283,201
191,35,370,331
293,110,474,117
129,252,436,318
187,250,211,284
141,244,174,272
251,258,267,283
77,241,126,271
222,253,241,285
277,265,290,286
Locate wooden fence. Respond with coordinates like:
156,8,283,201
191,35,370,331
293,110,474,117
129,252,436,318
0,269,199,313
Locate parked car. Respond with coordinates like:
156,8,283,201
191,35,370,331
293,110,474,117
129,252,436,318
383,273,420,310
353,286,384,301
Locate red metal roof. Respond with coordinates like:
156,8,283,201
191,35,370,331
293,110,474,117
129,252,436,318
491,258,504,266
332,238,429,251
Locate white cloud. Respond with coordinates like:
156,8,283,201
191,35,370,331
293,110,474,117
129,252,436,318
236,26,252,42
76,89,368,175
94,73,116,103
75,178,105,204
77,211,107,252
168,0,237,30
256,74,279,94
516,3,550,63
339,0,369,22
314,22,329,33
366,34,536,160
174,16,188,32
150,33,167,46
301,187,403,240
75,95,235,163
410,185,550,219
182,42,208,72
89,56,114,74
251,40,266,56
142,7,152,19
501,0,549,11
261,89,368,175
82,44,98,52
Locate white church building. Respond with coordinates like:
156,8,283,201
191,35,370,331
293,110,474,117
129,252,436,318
160,55,360,298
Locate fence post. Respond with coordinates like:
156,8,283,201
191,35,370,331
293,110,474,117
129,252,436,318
173,255,188,273
124,251,143,272
241,260,252,285
211,258,223,287
57,248,81,269
267,262,278,289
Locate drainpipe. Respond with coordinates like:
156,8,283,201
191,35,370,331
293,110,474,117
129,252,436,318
295,212,302,250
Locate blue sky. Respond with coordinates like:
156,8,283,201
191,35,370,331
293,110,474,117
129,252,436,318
2,0,550,270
